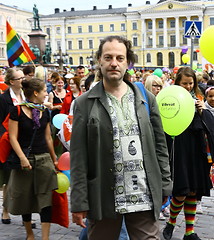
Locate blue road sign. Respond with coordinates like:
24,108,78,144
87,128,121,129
184,21,202,38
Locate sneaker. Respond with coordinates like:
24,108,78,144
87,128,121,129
196,201,203,214
183,233,201,240
163,222,175,240
159,212,166,221
162,207,170,217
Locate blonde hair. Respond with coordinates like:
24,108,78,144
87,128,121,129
145,75,163,92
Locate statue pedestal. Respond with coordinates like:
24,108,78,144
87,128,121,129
28,29,47,63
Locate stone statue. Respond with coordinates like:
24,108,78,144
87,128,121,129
32,45,41,63
42,44,52,64
33,4,41,30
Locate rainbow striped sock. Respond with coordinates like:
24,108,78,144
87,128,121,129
169,197,184,226
184,196,197,236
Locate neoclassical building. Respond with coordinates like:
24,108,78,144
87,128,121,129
38,0,214,69
1,1,214,69
0,3,32,66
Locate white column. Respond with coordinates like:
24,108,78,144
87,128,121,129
187,17,191,46
141,18,146,49
51,26,55,53
175,17,180,47
163,18,167,48
61,22,65,53
152,18,156,48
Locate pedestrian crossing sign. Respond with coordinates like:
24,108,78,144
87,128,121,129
184,21,202,38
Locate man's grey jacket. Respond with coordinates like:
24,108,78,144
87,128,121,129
70,79,172,220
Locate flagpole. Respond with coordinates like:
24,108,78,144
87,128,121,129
5,18,37,68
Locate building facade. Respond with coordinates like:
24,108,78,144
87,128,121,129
1,1,214,69
0,3,32,66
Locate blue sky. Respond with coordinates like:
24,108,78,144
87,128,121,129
3,0,158,15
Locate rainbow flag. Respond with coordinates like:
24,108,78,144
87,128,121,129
6,20,36,67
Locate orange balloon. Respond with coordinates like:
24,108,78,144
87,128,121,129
58,152,70,171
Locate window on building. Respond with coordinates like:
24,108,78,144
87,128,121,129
0,16,2,25
132,22,137,30
148,37,152,47
89,39,93,49
121,23,126,31
192,17,198,21
134,54,138,63
170,19,175,28
146,53,151,63
78,40,83,49
159,35,164,47
78,26,82,33
169,52,175,69
46,41,50,47
68,27,72,34
57,41,61,50
88,25,93,33
193,51,198,61
170,35,176,47
0,32,3,41
99,25,103,32
148,21,152,30
158,20,163,29
56,27,61,34
182,19,186,27
194,38,199,45
68,41,72,50
183,36,187,45
46,28,50,35
210,17,214,25
110,24,114,32
133,37,138,47
79,56,83,65
157,52,163,66
69,57,73,65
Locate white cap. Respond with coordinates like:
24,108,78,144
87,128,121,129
65,73,74,78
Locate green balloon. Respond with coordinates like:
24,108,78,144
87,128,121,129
55,172,70,194
156,85,195,136
153,68,163,77
127,69,135,76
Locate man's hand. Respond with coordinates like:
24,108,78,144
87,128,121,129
72,211,87,228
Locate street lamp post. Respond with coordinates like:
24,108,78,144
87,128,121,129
86,50,94,68
53,47,68,71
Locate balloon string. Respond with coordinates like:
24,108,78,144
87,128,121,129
170,136,175,181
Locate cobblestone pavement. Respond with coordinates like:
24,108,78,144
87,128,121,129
0,189,214,239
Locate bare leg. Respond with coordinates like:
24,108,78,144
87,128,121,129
2,184,10,219
23,221,34,240
41,222,51,240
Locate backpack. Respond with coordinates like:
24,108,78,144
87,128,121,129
134,81,150,116
0,105,21,163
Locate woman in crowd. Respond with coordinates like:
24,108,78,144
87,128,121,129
60,76,82,115
48,75,67,121
3,78,58,240
0,68,25,224
144,74,163,96
163,67,213,240
48,75,67,157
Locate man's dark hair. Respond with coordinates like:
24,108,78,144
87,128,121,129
95,35,136,65
77,65,85,70
23,66,35,75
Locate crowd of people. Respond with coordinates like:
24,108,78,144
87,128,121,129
0,35,214,240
